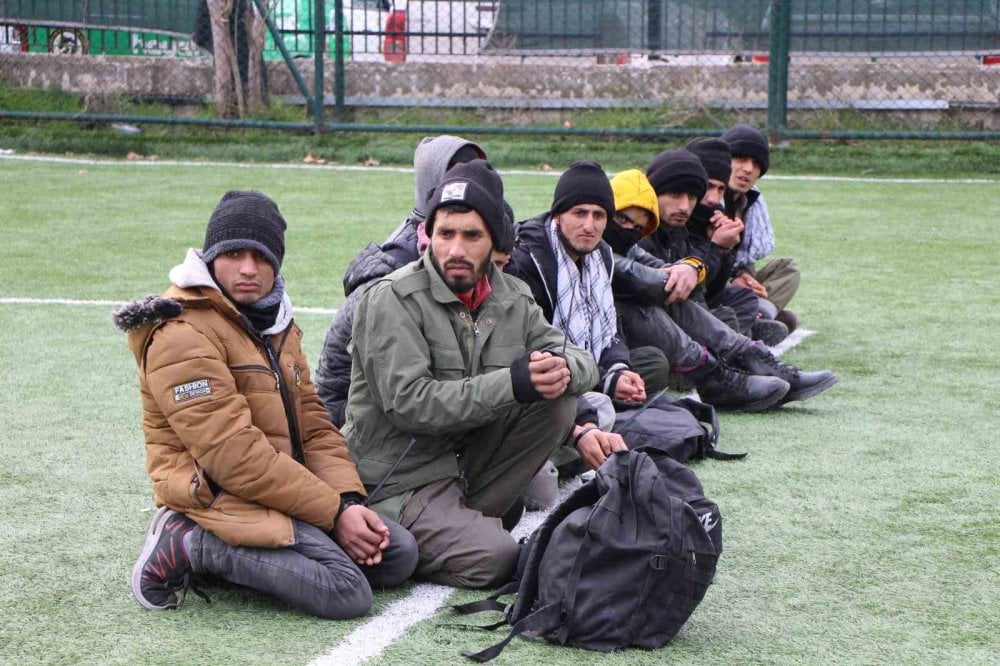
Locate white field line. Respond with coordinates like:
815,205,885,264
2,153,997,184
307,583,456,666
0,296,338,316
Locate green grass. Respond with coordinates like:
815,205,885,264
3,82,1000,177
1,157,998,664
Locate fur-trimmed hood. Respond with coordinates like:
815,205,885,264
112,248,293,335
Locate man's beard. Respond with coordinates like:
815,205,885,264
555,221,598,258
430,251,490,294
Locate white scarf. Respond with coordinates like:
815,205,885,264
733,189,775,270
549,221,618,363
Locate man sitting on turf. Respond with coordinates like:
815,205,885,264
114,190,417,618
314,134,489,427
506,161,722,469
343,160,598,589
721,123,801,334
606,163,839,410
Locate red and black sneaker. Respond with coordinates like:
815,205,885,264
130,507,202,610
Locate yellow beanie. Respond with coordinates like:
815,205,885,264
609,169,660,238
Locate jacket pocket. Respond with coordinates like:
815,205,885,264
427,342,467,379
231,364,279,394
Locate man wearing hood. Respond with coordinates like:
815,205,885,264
344,161,598,589
114,190,417,618
314,135,489,427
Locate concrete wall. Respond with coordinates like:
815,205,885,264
1,51,997,120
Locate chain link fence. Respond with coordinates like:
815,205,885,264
1,0,998,136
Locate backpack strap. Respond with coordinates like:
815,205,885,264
451,581,519,615
675,397,747,460
462,601,564,662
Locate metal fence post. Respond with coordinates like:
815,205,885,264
333,0,346,122
766,0,791,142
314,0,326,133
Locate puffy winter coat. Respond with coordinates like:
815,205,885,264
116,285,365,548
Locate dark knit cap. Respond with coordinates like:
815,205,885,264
203,190,286,271
426,160,509,251
497,199,516,253
685,137,732,185
721,123,770,176
645,149,708,201
551,161,615,221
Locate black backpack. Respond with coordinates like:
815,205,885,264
453,449,722,661
612,391,746,463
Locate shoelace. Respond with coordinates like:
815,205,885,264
177,572,212,605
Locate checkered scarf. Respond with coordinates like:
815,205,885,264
549,220,617,362
733,188,775,270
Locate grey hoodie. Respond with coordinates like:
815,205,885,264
314,135,485,426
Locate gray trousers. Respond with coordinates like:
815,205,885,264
188,516,418,619
398,395,577,589
756,257,800,311
619,298,753,370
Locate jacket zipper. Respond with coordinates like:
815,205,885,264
262,335,305,464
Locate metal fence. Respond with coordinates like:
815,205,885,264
1,0,998,138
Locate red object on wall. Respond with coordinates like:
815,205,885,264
384,10,407,62
982,54,1000,66
751,53,769,63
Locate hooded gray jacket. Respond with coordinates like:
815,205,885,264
313,135,485,425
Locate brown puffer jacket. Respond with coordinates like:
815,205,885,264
116,286,365,548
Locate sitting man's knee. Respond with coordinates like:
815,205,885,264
379,526,420,588
450,534,519,589
314,572,373,620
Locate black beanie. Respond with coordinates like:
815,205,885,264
685,137,732,185
426,160,509,251
721,123,770,176
203,190,286,271
496,199,515,254
551,161,615,221
645,149,709,201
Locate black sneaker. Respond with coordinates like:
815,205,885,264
130,507,202,610
775,309,799,333
751,318,789,346
687,356,790,412
734,343,839,404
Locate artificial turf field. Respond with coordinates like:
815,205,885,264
1,154,997,665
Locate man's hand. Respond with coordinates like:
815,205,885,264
707,211,744,250
574,425,628,470
528,351,571,399
333,504,390,566
732,272,768,298
663,264,698,303
613,370,646,404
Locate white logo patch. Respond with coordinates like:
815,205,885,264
173,379,212,403
440,181,468,202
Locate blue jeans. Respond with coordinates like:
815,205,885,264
188,516,418,619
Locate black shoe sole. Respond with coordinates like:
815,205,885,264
782,374,839,404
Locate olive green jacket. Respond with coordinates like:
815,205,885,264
342,251,598,502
